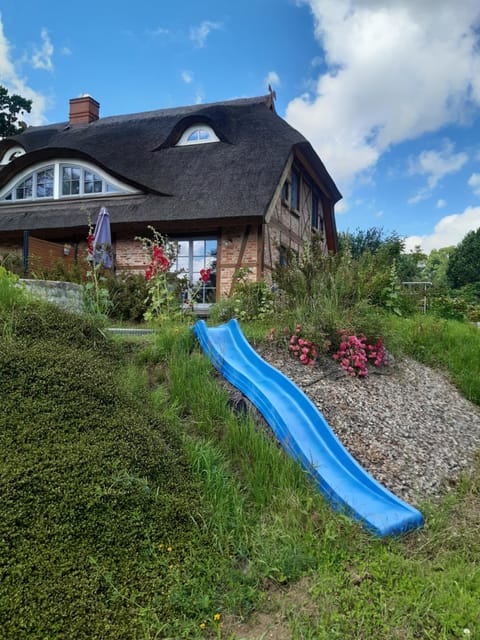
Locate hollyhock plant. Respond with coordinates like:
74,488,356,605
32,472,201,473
83,220,111,316
182,267,213,312
200,268,211,284
136,227,180,323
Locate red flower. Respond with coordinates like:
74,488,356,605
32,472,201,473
200,268,211,284
87,233,95,255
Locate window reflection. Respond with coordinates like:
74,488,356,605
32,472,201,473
171,238,217,303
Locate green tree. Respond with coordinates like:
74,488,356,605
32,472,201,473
447,228,480,289
396,245,427,282
338,227,426,281
0,85,32,138
423,246,454,289
338,227,403,260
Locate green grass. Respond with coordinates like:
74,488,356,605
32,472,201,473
1,301,480,638
383,314,480,405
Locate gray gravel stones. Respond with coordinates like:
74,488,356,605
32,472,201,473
256,346,480,507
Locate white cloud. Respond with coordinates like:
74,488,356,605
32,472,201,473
437,199,446,208
31,28,54,71
190,20,222,48
408,140,468,189
264,70,281,90
286,1,480,189
404,206,480,253
0,15,49,126
148,27,170,37
468,172,480,195
61,46,72,56
335,199,348,214
181,70,193,84
407,188,430,205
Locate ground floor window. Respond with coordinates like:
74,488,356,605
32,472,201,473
171,238,217,303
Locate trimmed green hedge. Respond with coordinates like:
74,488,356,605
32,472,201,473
0,304,214,638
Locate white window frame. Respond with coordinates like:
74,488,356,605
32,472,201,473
0,145,26,165
171,237,217,304
176,125,219,146
0,159,138,203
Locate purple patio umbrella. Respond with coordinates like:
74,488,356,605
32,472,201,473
93,206,112,268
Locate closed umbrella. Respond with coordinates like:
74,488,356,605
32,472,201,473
93,206,112,268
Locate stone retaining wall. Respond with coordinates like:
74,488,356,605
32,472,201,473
20,279,84,313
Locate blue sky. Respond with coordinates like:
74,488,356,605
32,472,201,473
2,0,480,253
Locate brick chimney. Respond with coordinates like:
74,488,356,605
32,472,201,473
69,95,100,124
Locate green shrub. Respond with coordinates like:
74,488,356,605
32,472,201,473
0,304,229,639
210,268,275,323
107,272,149,321
0,252,23,275
272,237,401,347
28,256,86,283
0,265,27,309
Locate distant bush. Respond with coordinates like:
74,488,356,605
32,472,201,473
107,271,149,321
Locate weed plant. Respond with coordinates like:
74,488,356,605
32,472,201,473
271,236,413,352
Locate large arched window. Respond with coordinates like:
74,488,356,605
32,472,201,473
0,160,137,202
176,124,219,146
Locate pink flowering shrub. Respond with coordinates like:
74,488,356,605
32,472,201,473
267,324,388,376
332,331,388,377
268,324,318,365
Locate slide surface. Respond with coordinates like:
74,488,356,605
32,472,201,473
193,319,424,537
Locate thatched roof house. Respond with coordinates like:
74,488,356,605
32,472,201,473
0,92,341,299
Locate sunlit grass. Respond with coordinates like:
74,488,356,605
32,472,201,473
383,314,480,405
2,296,480,638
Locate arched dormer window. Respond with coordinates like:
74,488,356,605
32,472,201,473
0,160,137,202
1,145,26,165
176,124,219,146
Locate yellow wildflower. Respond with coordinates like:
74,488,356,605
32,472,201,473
213,613,221,621
199,622,206,629
167,546,173,552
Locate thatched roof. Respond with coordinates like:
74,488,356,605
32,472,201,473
0,95,341,233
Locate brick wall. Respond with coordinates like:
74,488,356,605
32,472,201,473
115,239,148,272
218,226,259,297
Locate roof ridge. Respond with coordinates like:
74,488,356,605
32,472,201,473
94,94,271,125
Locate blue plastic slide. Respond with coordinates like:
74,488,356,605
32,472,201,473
193,319,424,537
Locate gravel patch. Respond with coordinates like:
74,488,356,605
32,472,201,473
255,345,480,506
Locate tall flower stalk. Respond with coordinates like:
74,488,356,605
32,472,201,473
136,227,180,324
83,223,111,316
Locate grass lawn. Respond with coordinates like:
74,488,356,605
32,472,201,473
1,301,479,639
